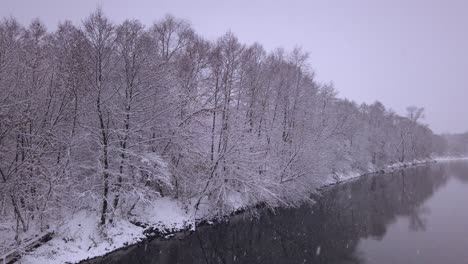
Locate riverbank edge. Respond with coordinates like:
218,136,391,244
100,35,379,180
72,157,456,264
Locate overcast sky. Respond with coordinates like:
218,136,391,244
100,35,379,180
2,0,467,133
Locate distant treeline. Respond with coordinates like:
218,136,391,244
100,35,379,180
0,9,441,241
435,133,468,156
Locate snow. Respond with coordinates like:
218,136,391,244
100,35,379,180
131,197,194,232
18,158,443,264
0,215,48,259
0,219,17,257
21,210,145,264
386,159,434,170
21,198,195,264
325,158,436,185
434,156,468,162
226,191,247,211
316,246,321,256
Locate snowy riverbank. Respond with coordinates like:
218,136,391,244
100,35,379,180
18,198,234,263
19,201,184,264
12,157,466,264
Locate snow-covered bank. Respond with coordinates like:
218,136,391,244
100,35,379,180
20,211,144,264
322,158,436,186
434,156,468,162
15,158,450,264
19,197,234,264
20,199,194,264
321,156,468,189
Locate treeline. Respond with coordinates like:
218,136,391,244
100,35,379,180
436,132,468,156
0,10,438,239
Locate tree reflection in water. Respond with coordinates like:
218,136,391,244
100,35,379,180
87,162,465,264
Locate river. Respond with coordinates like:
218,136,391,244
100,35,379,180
85,160,468,264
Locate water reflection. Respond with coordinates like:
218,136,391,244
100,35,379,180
86,161,468,264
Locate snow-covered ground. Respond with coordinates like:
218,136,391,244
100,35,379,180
324,158,436,185
13,157,466,264
19,196,233,264
21,210,144,264
434,156,468,162
20,198,194,264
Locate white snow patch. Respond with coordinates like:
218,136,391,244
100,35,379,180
325,158,435,186
434,156,468,162
22,210,145,264
132,197,194,232
226,191,247,211
22,198,196,263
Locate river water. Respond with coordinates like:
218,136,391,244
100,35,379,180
86,160,468,264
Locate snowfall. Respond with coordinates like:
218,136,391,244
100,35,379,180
1,157,465,264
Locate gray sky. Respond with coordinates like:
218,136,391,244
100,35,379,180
2,0,467,133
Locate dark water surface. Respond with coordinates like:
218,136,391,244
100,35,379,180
87,161,468,264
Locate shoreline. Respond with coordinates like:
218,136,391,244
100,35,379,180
17,157,467,264
80,158,443,263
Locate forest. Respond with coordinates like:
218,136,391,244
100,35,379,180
0,9,459,261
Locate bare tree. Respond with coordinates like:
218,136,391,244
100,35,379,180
82,9,116,225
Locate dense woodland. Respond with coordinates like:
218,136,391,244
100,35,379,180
0,10,453,243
